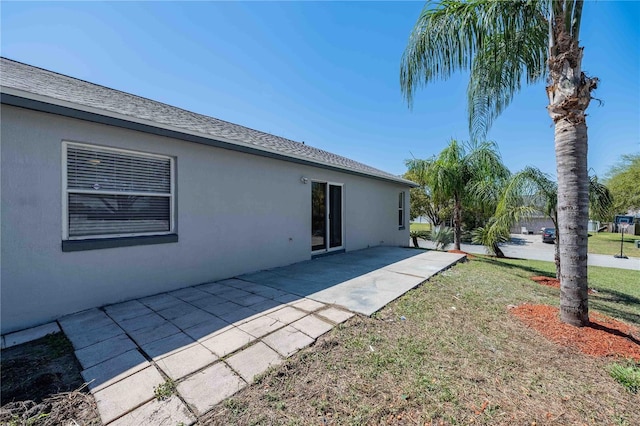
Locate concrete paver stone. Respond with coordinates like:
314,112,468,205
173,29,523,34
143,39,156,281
316,307,355,324
156,343,218,381
3,322,60,349
156,302,200,320
81,349,149,391
234,293,270,307
170,309,219,330
118,312,169,332
189,295,226,311
138,293,181,311
251,286,291,300
216,306,259,324
217,288,253,301
104,300,152,322
274,293,301,304
128,322,182,346
93,366,164,424
169,287,211,302
266,306,307,325
74,333,137,370
195,282,231,295
177,362,246,416
291,298,326,313
225,341,283,382
65,322,124,351
139,332,196,360
206,301,243,316
247,299,286,316
233,282,270,294
58,309,116,336
291,315,334,339
183,318,231,341
108,395,195,426
200,327,253,357
262,325,315,358
237,315,285,339
216,278,250,289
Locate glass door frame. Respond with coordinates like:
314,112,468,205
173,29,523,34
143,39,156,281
311,180,344,254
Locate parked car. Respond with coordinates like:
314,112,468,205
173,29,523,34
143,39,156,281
542,227,556,244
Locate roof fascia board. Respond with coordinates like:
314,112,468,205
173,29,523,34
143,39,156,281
1,91,417,187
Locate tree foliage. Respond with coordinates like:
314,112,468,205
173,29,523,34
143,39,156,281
406,139,509,250
605,153,640,215
400,0,598,326
482,166,612,277
404,170,449,225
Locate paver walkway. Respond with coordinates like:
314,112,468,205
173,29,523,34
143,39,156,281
56,247,464,425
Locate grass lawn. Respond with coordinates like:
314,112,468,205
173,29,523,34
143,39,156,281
412,222,640,258
204,257,640,425
589,231,640,257
409,222,432,232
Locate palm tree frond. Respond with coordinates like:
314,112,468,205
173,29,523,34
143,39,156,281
468,19,547,140
401,0,548,115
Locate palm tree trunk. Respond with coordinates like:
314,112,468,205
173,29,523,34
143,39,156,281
547,15,597,327
453,196,462,250
554,120,589,326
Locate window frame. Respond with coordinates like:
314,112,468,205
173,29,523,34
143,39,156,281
62,141,176,242
398,191,406,230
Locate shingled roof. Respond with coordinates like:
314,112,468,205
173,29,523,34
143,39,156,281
0,58,415,186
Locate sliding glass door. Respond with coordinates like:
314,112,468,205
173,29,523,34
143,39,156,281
311,181,343,252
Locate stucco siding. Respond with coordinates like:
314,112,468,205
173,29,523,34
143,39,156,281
1,105,410,333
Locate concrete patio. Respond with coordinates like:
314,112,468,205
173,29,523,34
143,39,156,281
51,247,465,425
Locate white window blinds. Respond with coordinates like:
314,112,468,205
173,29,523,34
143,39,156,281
64,143,173,239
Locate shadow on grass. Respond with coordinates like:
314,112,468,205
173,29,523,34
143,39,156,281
474,256,640,327
589,301,640,328
589,287,640,327
592,287,640,307
473,255,554,279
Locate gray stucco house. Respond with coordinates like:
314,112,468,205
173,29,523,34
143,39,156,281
0,58,415,334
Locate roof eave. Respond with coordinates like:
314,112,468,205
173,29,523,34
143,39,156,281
1,88,417,187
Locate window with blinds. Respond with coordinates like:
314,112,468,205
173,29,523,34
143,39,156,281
63,142,174,239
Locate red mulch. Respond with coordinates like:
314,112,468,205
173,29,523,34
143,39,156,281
448,249,475,259
531,276,595,294
510,303,640,361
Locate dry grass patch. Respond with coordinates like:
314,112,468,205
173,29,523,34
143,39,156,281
0,333,101,426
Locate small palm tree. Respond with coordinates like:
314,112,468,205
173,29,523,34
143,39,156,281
401,0,598,326
431,226,454,251
471,221,510,258
485,167,612,278
406,139,509,250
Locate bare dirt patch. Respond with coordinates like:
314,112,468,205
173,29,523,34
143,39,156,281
0,333,101,425
510,303,640,361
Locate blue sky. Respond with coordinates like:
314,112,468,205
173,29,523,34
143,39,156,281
2,1,638,179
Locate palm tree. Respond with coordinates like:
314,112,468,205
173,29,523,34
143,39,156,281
485,167,612,279
406,139,509,250
401,1,598,326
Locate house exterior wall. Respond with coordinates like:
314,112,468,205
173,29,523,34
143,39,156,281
510,218,555,234
1,105,410,333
